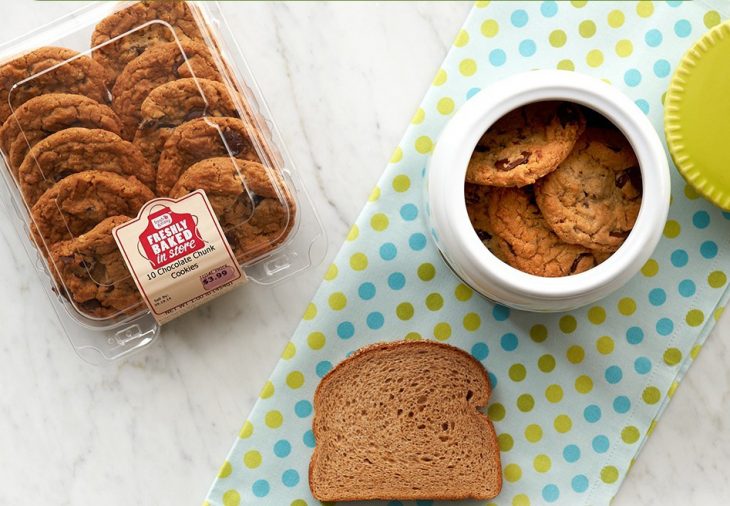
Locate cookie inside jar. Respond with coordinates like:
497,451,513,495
464,101,642,277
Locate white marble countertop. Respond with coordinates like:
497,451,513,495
0,2,728,505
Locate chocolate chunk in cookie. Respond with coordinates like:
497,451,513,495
466,101,586,187
91,0,204,85
18,128,154,205
465,183,493,242
156,117,260,195
535,128,642,253
49,216,143,319
0,46,112,124
0,93,122,178
133,78,239,168
168,157,295,263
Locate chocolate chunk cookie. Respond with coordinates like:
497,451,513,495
466,101,586,187
31,170,154,249
0,93,122,178
91,0,204,85
156,117,260,195
485,186,602,277
168,157,295,263
18,128,154,205
0,46,111,124
465,183,493,242
111,40,222,140
49,216,143,319
535,128,642,253
133,78,239,168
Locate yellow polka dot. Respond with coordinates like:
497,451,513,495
437,97,455,115
392,174,410,192
691,344,702,360
538,354,556,373
265,410,283,428
463,312,481,331
668,380,679,398
641,258,659,277
615,39,633,57
260,381,275,398
504,463,523,482
291,501,307,506
559,315,577,333
549,29,567,48
434,322,451,341
454,29,469,47
545,384,563,403
663,219,680,238
557,59,575,71
530,324,548,342
418,262,436,281
517,393,534,412
566,345,584,364
637,1,654,18
575,375,593,394
686,309,704,327
579,20,596,38
588,306,606,324
647,419,657,436
684,184,699,199
481,19,499,38
716,307,725,321
432,70,447,87
346,224,359,241
596,335,615,355
663,347,682,366
488,402,505,421
708,270,727,288
328,292,346,311
370,213,389,231
286,371,304,389
524,424,543,443
513,494,530,506
571,0,587,6
218,460,233,478
459,58,477,77
618,297,637,316
642,386,661,404
307,331,326,350
222,490,240,506
368,186,380,203
303,302,317,320
705,10,721,28
455,283,473,301
281,342,296,360
404,332,421,341
415,135,434,154
475,0,490,8
396,302,414,321
601,465,619,484
389,147,403,164
607,9,625,28
534,454,551,473
586,49,604,67
425,293,443,311
239,420,253,439
622,425,640,444
498,433,514,451
412,107,426,125
244,450,262,468
509,363,526,382
324,264,338,280
554,414,572,433
349,253,368,271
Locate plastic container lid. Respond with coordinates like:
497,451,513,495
665,20,730,209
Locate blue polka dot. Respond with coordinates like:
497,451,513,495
409,233,427,251
592,435,610,453
387,272,406,290
315,360,332,378
541,1,558,17
471,342,489,361
519,39,537,57
543,484,560,502
359,282,376,300
634,356,652,375
675,19,692,37
692,211,710,229
303,430,315,448
366,311,384,330
635,99,650,114
584,404,602,423
645,29,663,47
399,203,418,221
701,240,718,259
511,9,528,27
563,444,581,463
656,317,674,336
337,321,355,339
678,279,696,297
613,395,631,413
493,304,510,321
466,87,481,100
605,365,623,384
282,469,300,487
488,372,498,389
626,326,644,345
653,59,671,78
500,332,518,351
624,69,642,87
666,0,683,6
723,211,730,220
572,474,589,493
671,249,688,267
489,49,506,66
649,288,666,306
252,480,270,497
380,242,397,260
273,439,291,458
295,400,312,418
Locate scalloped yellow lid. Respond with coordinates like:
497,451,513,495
665,20,730,209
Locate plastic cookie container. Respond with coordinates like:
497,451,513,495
427,70,670,312
0,1,325,362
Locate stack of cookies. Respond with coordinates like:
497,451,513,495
0,0,295,319
464,101,642,277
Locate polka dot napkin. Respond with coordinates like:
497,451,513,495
206,2,728,505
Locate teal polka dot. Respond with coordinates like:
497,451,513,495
488,372,497,388
519,39,537,57
543,484,560,502
605,365,623,384
399,203,418,221
387,272,406,290
656,318,674,336
493,305,510,320
500,332,519,351
303,430,315,448
678,279,696,297
674,19,692,37
653,59,671,78
563,444,581,463
337,321,355,339
634,356,652,374
624,69,642,87
466,87,481,99
273,439,291,458
409,233,427,251
541,1,558,17
645,29,663,47
613,395,631,413
584,404,601,423
626,326,644,344
252,479,270,497
295,400,312,417
282,469,300,487
471,342,489,360
592,435,610,453
489,49,506,66
315,360,332,378
636,99,650,114
693,211,710,229
701,241,718,259
367,311,384,329
511,9,529,27
380,242,398,260
671,249,689,267
359,282,376,300
649,288,666,306
572,475,589,493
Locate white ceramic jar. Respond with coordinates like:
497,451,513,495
427,70,670,312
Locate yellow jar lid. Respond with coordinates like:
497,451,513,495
665,20,730,209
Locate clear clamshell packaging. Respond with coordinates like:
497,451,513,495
0,1,325,363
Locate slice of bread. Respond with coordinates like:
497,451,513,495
309,340,502,501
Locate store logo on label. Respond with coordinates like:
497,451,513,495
139,206,205,269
